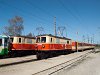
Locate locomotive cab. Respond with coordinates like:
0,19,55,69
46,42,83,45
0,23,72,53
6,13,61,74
0,35,9,56
36,36,46,43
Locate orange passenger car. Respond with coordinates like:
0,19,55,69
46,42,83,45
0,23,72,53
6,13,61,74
72,41,95,52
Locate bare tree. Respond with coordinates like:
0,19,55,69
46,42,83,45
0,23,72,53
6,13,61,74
36,26,44,35
3,16,24,36
26,32,33,37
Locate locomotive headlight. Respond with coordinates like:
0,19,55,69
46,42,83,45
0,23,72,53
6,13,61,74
42,45,45,48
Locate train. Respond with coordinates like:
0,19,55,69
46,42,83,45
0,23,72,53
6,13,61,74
35,34,95,59
0,34,95,59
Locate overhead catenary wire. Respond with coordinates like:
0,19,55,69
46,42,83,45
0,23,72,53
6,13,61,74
56,0,82,38
0,1,58,38
0,0,95,41
0,0,53,25
57,0,81,22
2,0,76,33
24,0,54,18
57,0,95,42
23,0,79,36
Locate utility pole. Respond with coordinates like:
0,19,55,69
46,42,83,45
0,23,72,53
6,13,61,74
82,35,85,43
87,35,89,43
98,27,100,44
66,31,67,38
54,17,56,36
65,26,67,37
76,32,78,52
91,37,92,44
82,35,85,52
92,34,94,44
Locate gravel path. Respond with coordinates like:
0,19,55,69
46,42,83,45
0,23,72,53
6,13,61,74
56,49,100,75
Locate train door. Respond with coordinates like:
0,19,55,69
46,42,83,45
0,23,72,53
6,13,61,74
0,37,9,55
0,38,3,55
4,37,9,55
75,42,78,52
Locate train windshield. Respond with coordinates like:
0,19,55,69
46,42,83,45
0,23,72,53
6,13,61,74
41,37,46,43
36,37,40,43
0,39,2,46
36,37,46,43
10,38,14,43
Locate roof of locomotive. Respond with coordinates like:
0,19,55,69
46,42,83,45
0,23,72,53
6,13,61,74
37,34,71,40
10,35,36,39
0,35,9,38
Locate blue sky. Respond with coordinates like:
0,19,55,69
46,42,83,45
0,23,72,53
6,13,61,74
0,0,100,44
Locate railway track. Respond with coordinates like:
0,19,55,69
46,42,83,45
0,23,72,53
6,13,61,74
32,50,92,75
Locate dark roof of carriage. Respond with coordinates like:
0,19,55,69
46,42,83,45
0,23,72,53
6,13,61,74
37,34,71,40
10,35,36,39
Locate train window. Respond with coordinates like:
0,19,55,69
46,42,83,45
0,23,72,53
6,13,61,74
22,38,25,43
56,38,60,43
36,37,40,43
51,38,52,43
0,39,2,46
27,39,32,43
10,38,14,43
41,37,46,43
67,41,69,44
19,38,21,43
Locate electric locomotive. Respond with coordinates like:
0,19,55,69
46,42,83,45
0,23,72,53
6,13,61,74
35,34,72,59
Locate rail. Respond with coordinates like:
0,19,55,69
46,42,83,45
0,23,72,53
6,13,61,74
32,50,92,75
